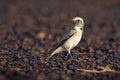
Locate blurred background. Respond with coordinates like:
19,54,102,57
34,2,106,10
0,0,120,80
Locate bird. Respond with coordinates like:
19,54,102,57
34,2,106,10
46,17,84,60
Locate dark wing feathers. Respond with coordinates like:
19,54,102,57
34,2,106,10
54,27,75,49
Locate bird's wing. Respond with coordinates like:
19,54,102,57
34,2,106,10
54,27,75,49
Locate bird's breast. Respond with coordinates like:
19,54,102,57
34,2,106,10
62,31,82,49
71,31,82,47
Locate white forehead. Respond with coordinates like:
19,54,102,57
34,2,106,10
73,17,83,21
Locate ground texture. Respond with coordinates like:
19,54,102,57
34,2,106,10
0,0,120,80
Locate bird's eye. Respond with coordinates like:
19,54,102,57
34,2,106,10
80,28,83,30
77,19,82,24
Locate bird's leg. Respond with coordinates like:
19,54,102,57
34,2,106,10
68,49,73,59
67,43,73,59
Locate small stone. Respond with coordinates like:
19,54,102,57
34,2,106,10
88,47,94,53
36,32,46,39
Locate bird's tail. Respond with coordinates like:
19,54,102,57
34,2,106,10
46,47,63,60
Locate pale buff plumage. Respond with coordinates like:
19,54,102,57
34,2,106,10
46,17,84,60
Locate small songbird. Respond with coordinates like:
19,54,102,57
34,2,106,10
46,17,84,60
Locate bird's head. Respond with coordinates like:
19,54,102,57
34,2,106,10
73,17,84,26
72,17,84,30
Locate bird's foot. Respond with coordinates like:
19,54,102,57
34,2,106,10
68,53,73,61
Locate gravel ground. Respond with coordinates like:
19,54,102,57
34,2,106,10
0,0,120,80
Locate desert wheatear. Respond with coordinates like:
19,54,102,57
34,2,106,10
46,17,84,60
